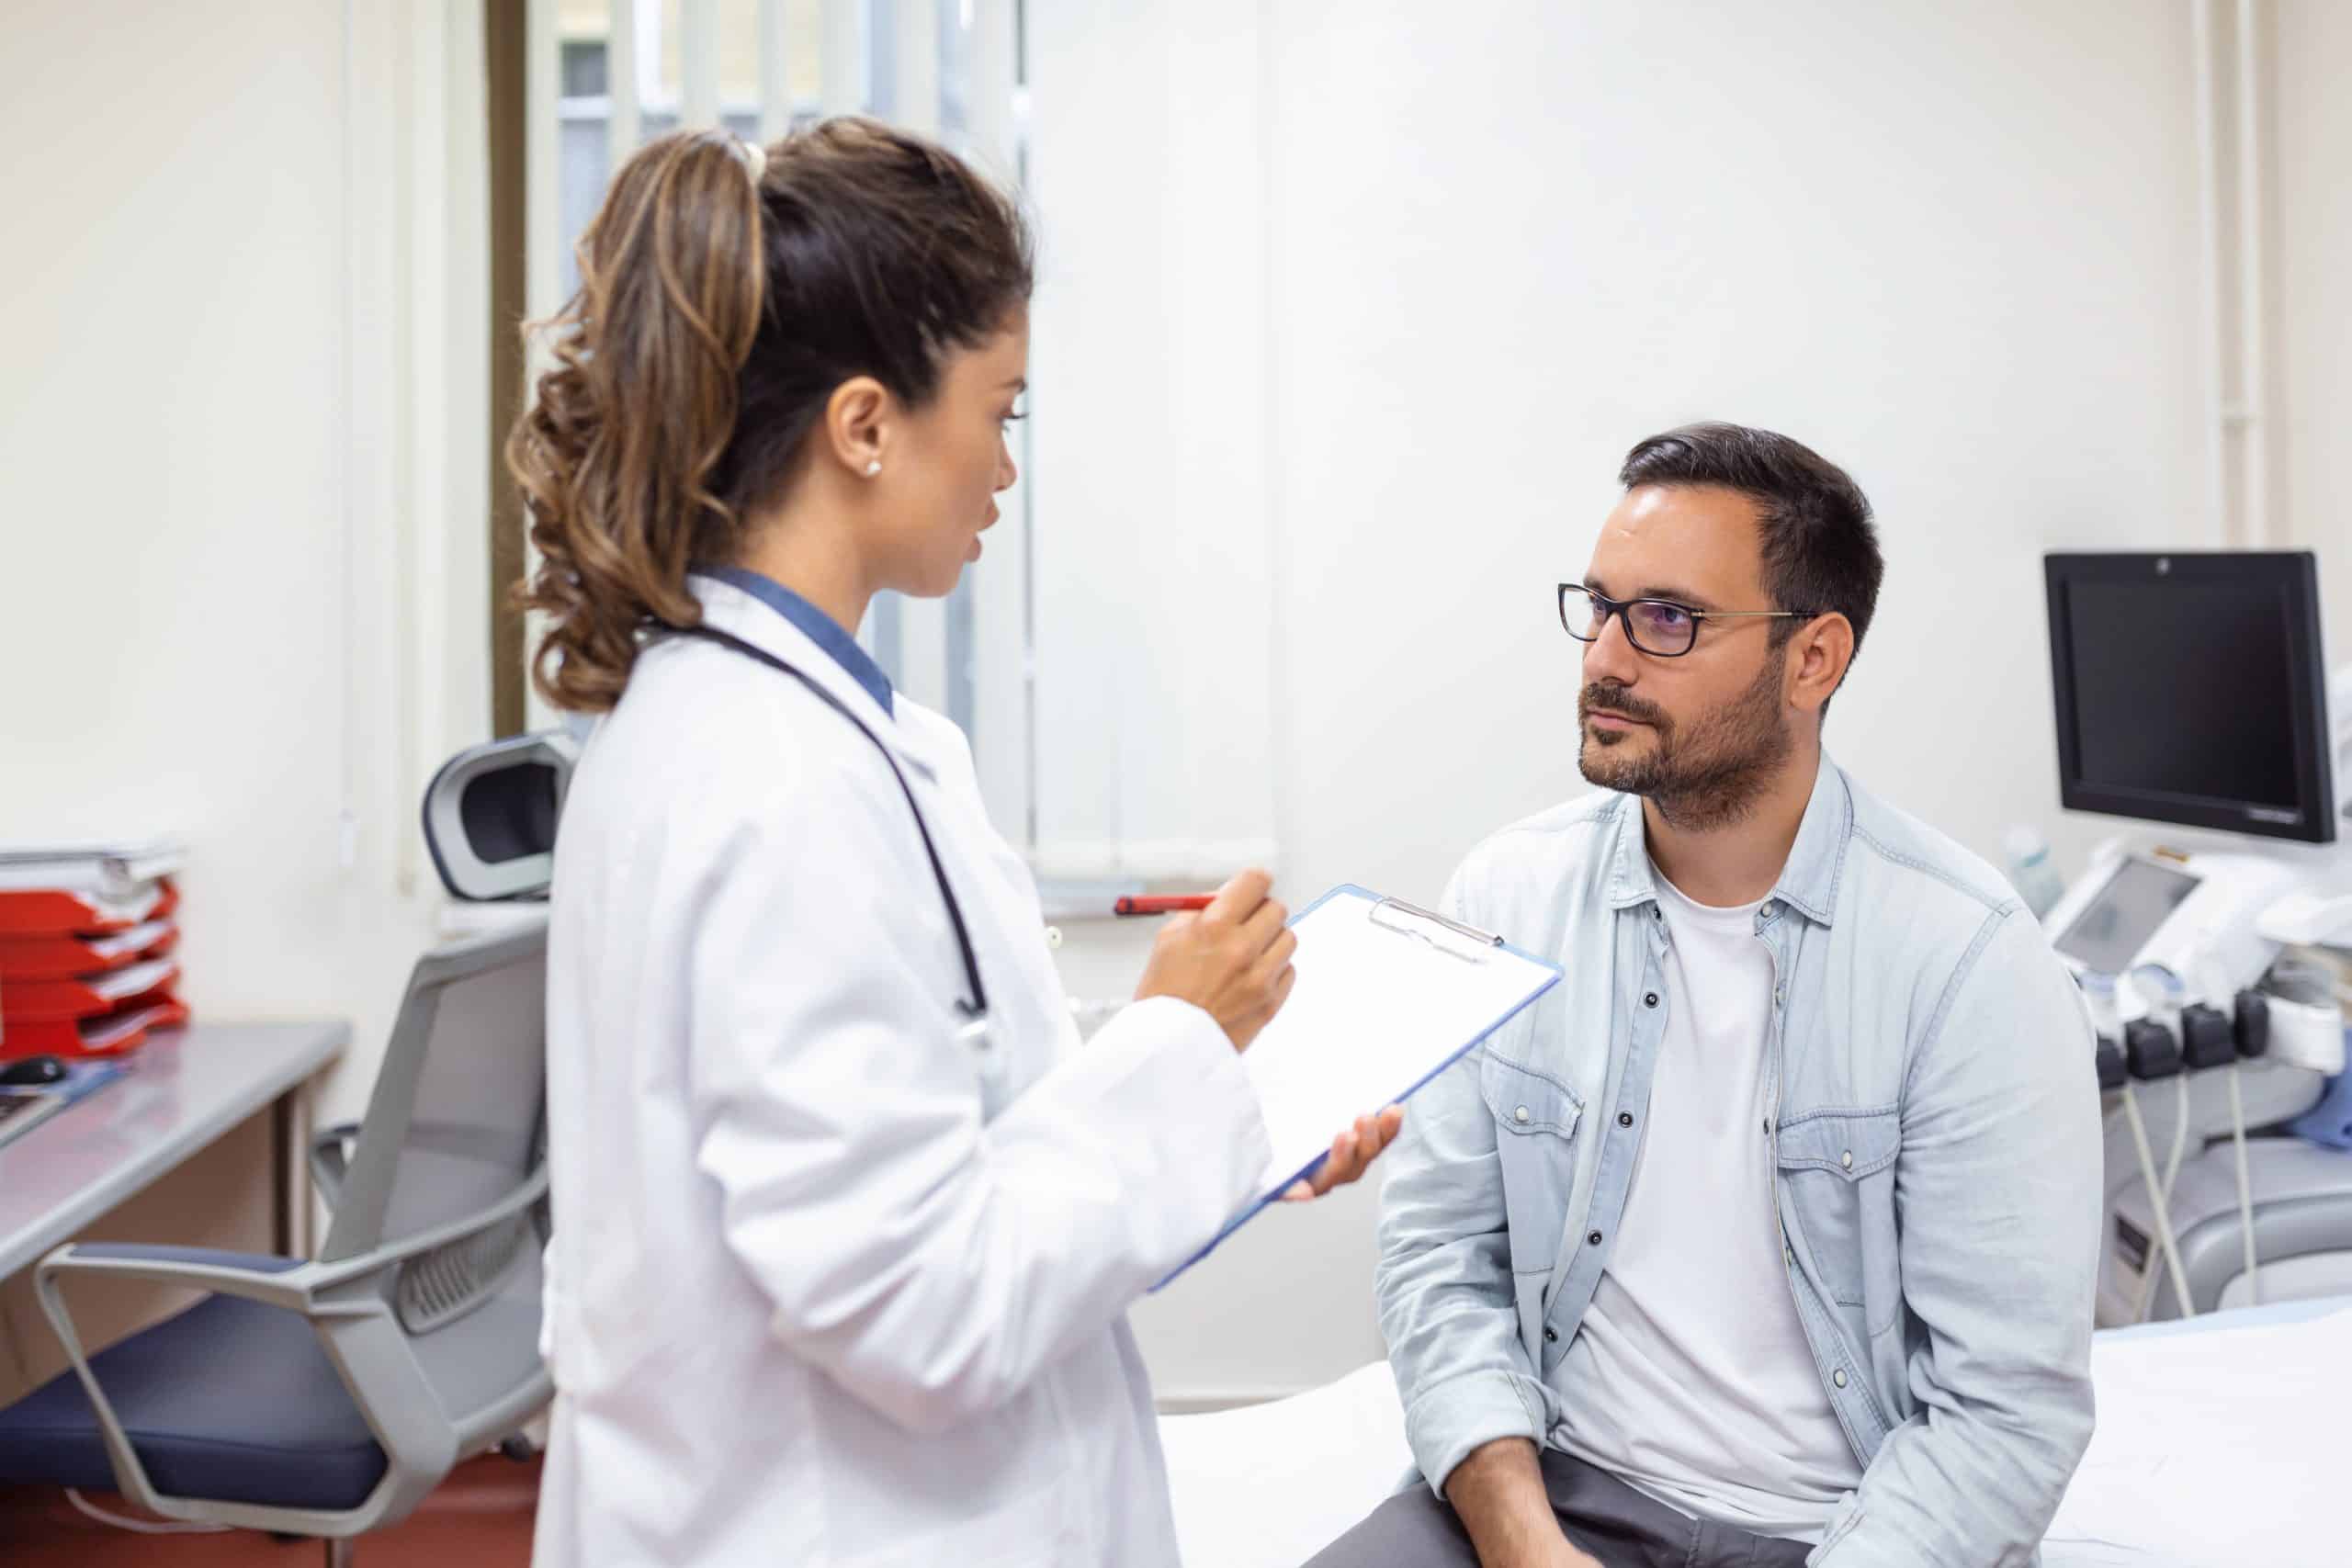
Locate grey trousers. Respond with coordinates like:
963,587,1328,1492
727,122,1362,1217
1301,1450,1815,1568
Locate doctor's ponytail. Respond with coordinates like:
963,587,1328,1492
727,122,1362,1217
506,119,1033,713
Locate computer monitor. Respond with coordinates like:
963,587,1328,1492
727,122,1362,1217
2044,551,2337,845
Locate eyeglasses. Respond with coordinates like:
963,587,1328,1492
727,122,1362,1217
1557,582,1814,658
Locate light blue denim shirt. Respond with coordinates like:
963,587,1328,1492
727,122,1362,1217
1376,756,2102,1567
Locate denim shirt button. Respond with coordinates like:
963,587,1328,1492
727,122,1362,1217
1644,992,1659,1008
1514,1106,1531,1124
1833,1369,1849,1389
1840,1150,1853,1169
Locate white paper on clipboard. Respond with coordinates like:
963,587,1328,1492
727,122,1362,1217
1154,883,1563,1289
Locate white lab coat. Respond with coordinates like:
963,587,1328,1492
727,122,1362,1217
530,576,1272,1568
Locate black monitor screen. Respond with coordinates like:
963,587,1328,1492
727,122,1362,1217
2046,553,2335,844
2064,579,2299,809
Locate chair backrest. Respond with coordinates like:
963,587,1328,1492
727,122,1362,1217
323,925,546,1261
322,923,548,1436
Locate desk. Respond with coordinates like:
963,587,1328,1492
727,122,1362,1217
0,1022,348,1280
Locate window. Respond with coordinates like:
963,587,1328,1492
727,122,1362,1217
517,0,1034,839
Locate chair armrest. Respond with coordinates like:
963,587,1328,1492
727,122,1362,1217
48,1163,548,1313
29,1244,330,1522
32,1237,515,1534
304,1163,549,1293
39,1242,312,1310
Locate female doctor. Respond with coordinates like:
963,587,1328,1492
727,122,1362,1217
509,121,1402,1567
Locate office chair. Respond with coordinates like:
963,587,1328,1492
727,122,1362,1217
0,737,567,1562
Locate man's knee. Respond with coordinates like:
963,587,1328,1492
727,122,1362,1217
1299,1483,1480,1568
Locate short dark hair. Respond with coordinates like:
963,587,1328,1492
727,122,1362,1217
1618,423,1883,676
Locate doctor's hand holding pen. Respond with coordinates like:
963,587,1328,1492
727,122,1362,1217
1125,868,1408,1201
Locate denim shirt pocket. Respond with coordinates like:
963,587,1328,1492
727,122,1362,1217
1480,1054,1583,1280
1776,1106,1903,1323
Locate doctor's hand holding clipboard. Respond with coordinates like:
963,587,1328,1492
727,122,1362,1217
1128,868,1408,1201
514,120,1416,1568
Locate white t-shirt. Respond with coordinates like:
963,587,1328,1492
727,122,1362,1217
1548,870,1862,1541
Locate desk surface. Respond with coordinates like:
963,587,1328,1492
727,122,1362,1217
0,1022,347,1280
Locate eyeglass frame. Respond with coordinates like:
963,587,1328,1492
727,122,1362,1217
1557,581,1817,658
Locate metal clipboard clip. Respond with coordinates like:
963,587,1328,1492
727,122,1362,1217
1367,897,1505,964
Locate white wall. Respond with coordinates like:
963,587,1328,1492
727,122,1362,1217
1035,0,2346,1403
2278,0,2352,635
0,0,485,1131
1261,0,2221,909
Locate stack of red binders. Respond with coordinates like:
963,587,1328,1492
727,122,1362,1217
0,840,190,1060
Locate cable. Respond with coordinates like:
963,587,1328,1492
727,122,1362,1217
2227,1065,2259,1306
2120,1082,2198,1325
2129,1076,2196,1323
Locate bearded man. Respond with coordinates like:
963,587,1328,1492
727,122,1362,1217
1307,423,2101,1568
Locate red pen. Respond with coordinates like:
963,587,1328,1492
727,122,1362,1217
1113,894,1216,917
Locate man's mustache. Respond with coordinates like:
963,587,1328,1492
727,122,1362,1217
1579,684,1670,728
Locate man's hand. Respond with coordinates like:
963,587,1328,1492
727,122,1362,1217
1279,1107,1407,1201
1444,1438,1602,1568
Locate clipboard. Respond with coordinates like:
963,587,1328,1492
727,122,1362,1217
1153,883,1562,1290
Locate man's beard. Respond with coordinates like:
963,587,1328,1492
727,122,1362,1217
1577,652,1793,831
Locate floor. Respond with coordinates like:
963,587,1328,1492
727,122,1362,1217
0,1454,538,1565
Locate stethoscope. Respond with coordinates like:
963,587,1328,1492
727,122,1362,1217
663,624,1012,1114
